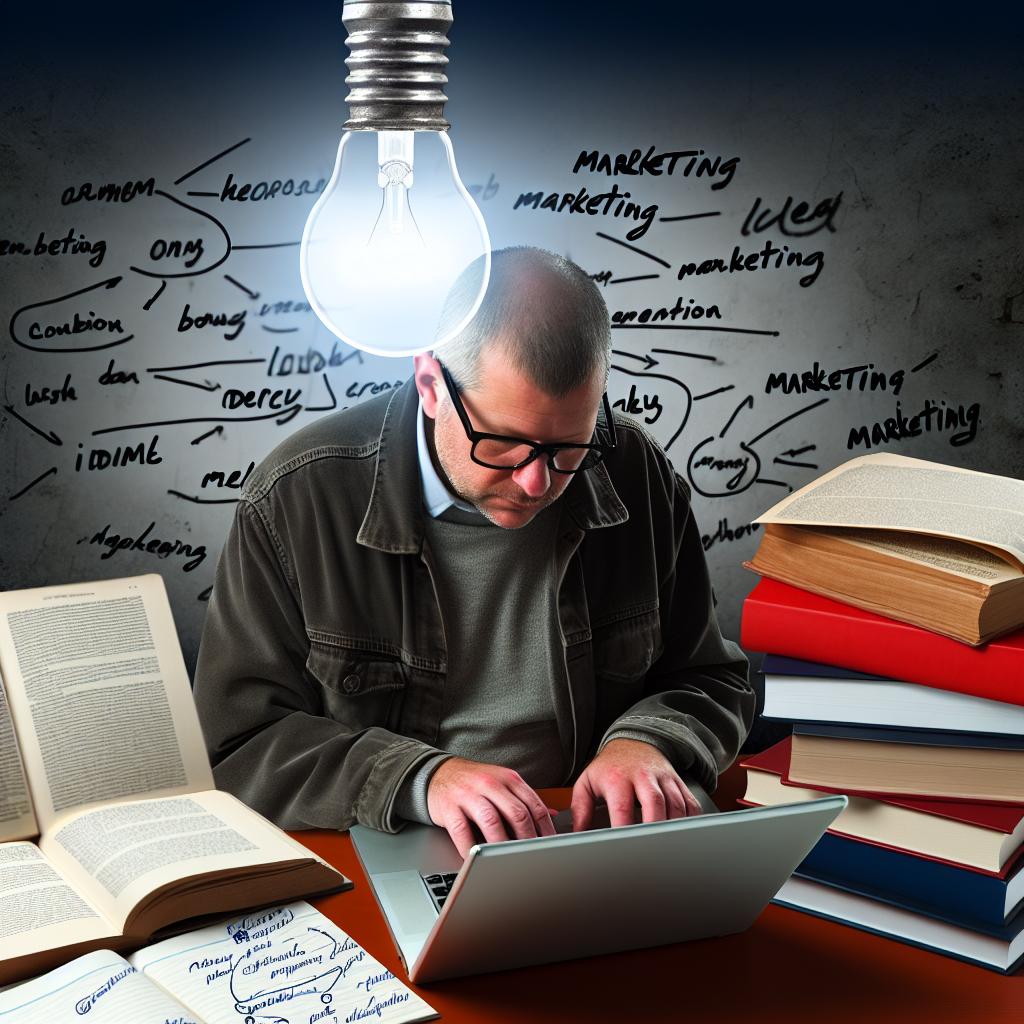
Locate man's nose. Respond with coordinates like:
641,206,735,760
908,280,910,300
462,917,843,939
511,455,551,498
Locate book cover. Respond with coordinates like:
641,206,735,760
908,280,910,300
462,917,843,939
796,830,1024,930
742,578,1024,704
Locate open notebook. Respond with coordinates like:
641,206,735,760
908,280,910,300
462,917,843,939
0,901,437,1023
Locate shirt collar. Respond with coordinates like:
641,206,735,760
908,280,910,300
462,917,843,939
417,397,482,518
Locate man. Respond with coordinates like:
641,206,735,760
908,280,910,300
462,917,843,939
194,247,754,857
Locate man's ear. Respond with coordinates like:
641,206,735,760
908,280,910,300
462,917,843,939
413,353,444,419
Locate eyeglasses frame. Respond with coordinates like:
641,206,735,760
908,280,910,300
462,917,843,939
436,360,617,475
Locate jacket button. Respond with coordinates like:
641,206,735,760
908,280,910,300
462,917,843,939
342,674,361,694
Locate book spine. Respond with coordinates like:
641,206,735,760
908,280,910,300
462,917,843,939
741,589,1022,705
797,832,1012,930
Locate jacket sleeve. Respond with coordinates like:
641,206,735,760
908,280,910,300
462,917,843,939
192,499,442,832
600,471,756,792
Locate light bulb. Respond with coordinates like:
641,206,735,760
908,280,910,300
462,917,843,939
300,0,490,357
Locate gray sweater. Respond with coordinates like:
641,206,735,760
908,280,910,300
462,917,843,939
395,503,566,822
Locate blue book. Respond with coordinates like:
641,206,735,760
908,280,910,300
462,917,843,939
796,830,1024,930
793,721,1024,750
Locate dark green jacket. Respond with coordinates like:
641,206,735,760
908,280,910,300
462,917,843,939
193,378,754,831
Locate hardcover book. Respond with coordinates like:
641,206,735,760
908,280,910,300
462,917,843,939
746,453,1024,646
741,578,1024,704
741,739,1024,872
0,575,350,986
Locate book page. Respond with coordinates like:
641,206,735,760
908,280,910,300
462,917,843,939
0,948,202,1023
38,791,329,930
0,844,115,967
756,453,1024,564
0,575,214,833
0,675,36,843
803,526,1023,584
130,901,438,1024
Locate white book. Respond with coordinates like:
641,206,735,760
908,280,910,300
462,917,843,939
763,669,1024,736
774,877,1024,973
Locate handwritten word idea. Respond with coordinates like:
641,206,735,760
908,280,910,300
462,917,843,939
742,192,843,237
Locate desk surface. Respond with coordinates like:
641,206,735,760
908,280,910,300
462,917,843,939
291,764,1023,1023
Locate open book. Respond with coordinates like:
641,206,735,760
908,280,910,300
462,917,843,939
746,453,1024,645
0,901,437,1023
0,575,350,987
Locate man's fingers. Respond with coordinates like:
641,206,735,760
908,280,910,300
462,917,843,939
443,812,479,859
663,777,690,820
677,780,704,818
466,798,512,847
570,776,596,832
636,781,668,824
510,780,557,837
602,779,638,828
486,789,542,841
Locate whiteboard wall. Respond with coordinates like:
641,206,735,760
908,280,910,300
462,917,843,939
2,3,1022,700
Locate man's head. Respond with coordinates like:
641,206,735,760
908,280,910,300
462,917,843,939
415,247,612,529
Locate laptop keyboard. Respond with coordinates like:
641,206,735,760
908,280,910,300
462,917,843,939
422,872,458,911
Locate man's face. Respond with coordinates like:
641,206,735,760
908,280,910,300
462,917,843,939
417,346,606,529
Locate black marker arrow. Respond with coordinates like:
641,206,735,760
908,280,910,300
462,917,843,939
191,425,224,445
304,374,338,413
720,394,754,439
611,350,659,371
143,280,166,311
10,466,57,500
197,585,213,602
3,406,63,445
224,274,259,300
167,489,239,505
153,375,222,392
779,444,816,458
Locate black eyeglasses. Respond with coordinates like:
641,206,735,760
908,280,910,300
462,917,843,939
438,361,616,474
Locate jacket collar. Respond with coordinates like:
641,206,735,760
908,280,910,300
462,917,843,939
357,377,628,553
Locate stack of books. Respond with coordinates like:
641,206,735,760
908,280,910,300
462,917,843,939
739,453,1024,973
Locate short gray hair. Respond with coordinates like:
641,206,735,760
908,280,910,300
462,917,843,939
433,246,611,397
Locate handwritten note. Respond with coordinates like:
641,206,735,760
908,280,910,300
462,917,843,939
129,902,437,1024
0,948,199,1023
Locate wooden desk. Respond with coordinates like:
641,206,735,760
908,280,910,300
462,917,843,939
291,764,1023,1023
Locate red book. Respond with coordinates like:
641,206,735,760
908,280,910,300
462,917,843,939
741,578,1024,706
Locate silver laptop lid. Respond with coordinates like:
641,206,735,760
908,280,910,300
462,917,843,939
354,797,845,983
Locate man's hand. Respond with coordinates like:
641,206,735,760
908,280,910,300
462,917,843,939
571,737,703,831
426,757,557,858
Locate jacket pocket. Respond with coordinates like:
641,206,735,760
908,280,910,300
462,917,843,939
305,641,407,732
590,607,663,735
592,607,662,685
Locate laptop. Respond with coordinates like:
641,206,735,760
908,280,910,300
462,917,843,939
350,791,846,983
